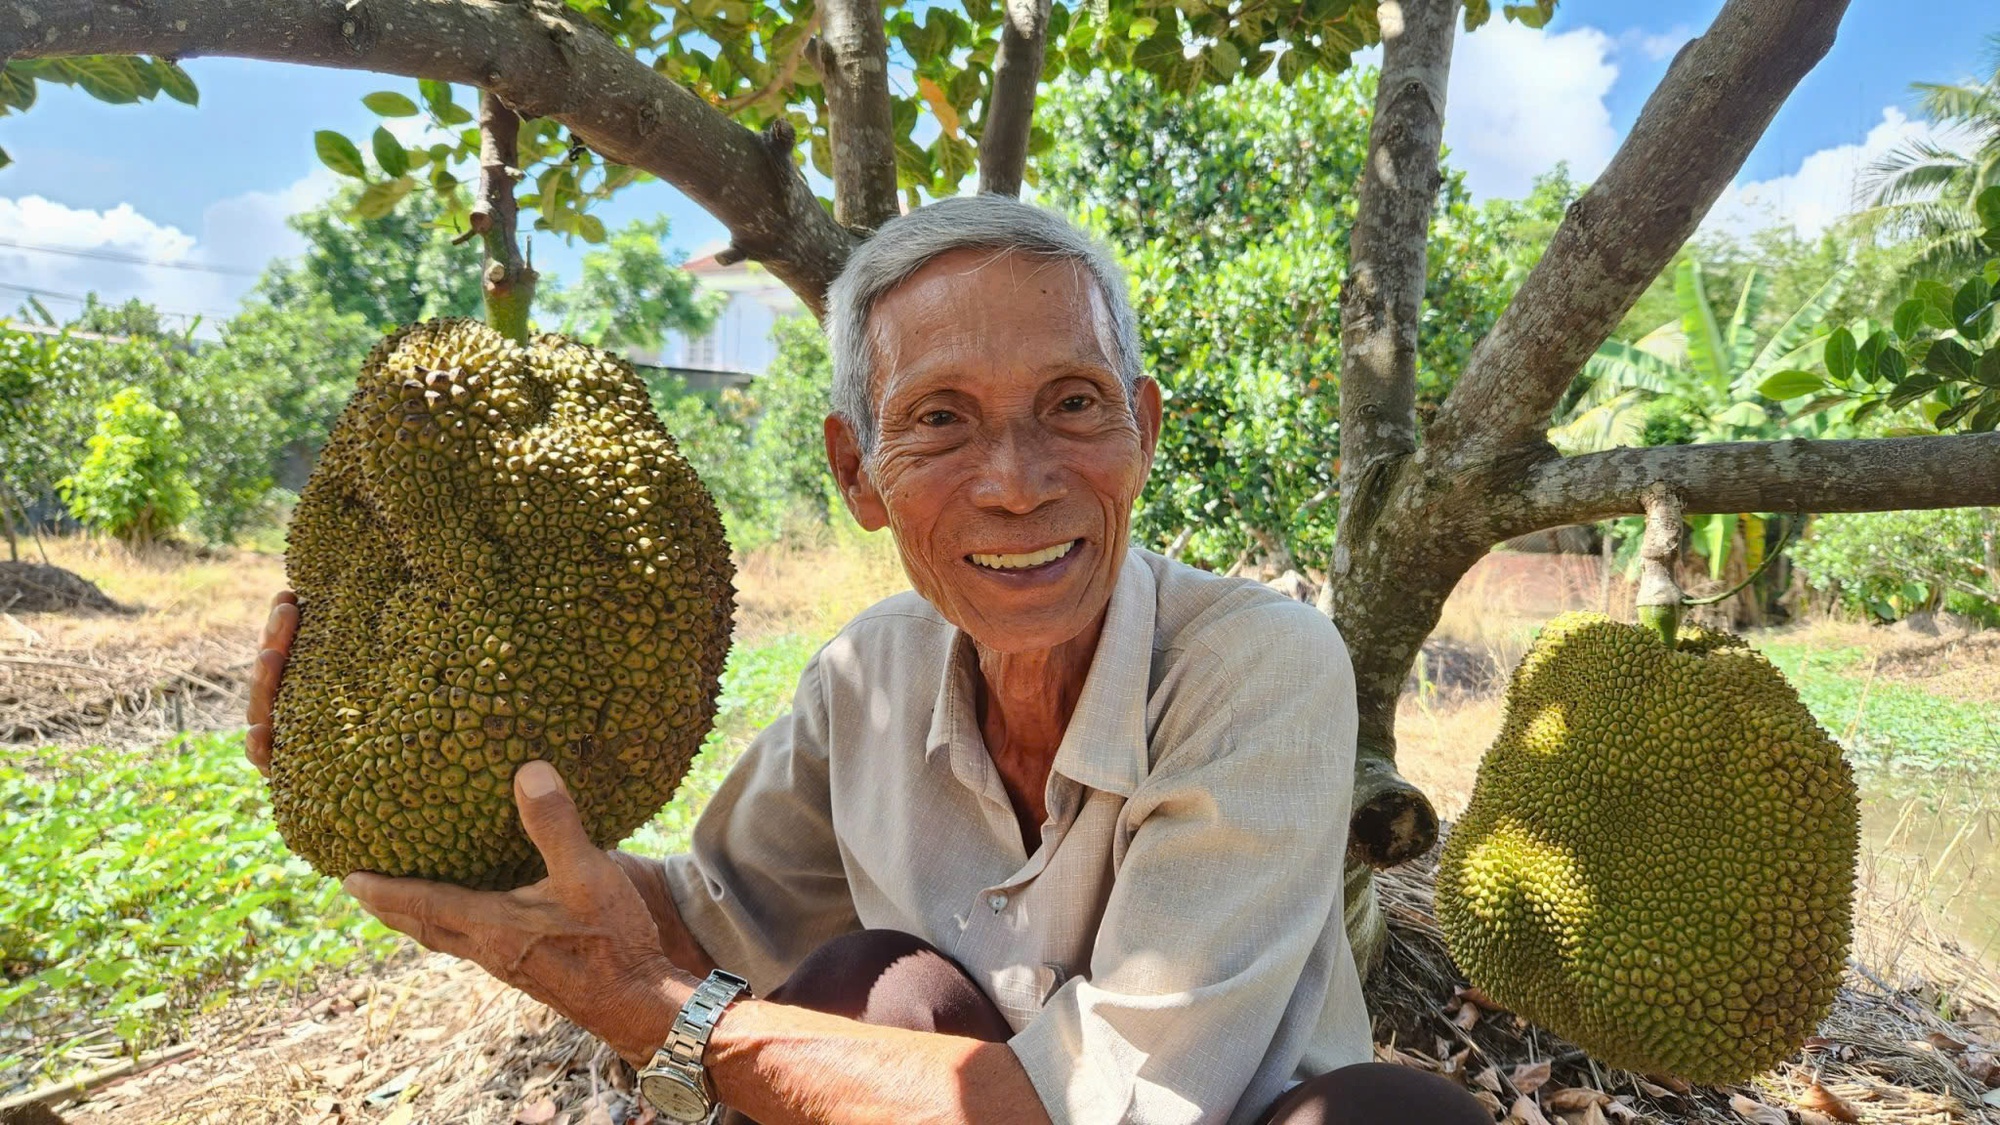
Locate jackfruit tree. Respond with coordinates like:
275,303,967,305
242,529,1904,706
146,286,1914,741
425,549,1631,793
11,0,2000,989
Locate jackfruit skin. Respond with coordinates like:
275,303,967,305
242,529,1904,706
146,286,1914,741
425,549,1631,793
1436,612,1857,1085
271,319,734,891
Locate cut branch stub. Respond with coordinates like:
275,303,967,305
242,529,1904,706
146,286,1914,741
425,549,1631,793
1635,483,1685,647
475,90,536,343
1350,747,1439,869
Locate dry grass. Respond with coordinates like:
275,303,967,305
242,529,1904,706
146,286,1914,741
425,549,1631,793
1,537,282,747
730,527,909,643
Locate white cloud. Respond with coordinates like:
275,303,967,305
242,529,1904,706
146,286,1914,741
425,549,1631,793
1703,107,1950,239
1440,20,1621,200
0,170,335,335
1629,25,1692,62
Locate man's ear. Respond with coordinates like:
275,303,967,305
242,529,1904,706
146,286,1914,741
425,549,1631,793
824,413,890,532
1133,376,1163,468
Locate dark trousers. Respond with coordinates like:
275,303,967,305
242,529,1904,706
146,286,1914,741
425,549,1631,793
723,929,1491,1125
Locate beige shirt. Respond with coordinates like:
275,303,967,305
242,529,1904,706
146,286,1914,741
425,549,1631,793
662,548,1371,1125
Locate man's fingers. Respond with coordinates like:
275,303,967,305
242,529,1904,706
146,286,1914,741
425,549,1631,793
260,594,298,649
513,761,597,879
245,724,272,776
246,647,287,728
344,871,512,938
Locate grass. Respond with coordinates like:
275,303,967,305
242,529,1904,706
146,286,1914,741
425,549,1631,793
1756,639,2000,775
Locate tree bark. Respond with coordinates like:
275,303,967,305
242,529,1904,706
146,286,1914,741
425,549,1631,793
1514,432,2000,533
1428,0,1850,461
1325,0,1460,869
473,90,535,343
818,0,901,231
977,0,1050,197
0,0,856,315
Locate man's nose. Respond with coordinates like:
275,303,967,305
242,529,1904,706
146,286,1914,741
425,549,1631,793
971,423,1066,514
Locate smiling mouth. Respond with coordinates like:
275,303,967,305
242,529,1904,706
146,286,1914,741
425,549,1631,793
969,539,1081,571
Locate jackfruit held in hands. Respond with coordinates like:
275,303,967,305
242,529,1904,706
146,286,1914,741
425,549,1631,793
271,319,734,890
1436,612,1857,1085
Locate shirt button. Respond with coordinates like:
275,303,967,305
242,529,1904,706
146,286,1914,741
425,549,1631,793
988,893,1008,913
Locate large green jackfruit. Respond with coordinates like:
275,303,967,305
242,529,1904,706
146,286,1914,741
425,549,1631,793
271,319,734,890
1436,612,1857,1084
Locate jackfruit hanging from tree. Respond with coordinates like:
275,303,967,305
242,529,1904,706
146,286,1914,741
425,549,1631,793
1436,491,1858,1084
270,318,735,891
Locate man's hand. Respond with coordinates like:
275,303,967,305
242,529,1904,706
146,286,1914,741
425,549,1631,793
343,760,699,1064
245,590,297,777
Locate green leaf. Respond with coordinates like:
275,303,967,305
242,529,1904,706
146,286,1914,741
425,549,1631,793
363,90,420,117
371,127,409,178
314,130,367,178
1823,326,1856,383
1675,259,1730,392
1204,40,1241,81
1133,27,1183,75
1876,346,1908,385
154,60,198,106
1924,336,1979,383
1746,265,1847,383
1975,348,2000,388
575,213,607,244
1954,276,1994,338
1756,369,1825,401
1893,298,1926,341
1885,371,1945,410
69,57,145,104
351,176,416,219
1914,279,1957,329
0,143,10,171
1977,185,2000,236
1694,512,1736,580
1967,391,2000,432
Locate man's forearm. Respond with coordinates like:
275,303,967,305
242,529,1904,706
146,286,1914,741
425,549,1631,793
605,975,1049,1125
707,1000,1051,1125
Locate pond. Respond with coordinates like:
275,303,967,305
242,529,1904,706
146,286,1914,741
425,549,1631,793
1859,773,2000,965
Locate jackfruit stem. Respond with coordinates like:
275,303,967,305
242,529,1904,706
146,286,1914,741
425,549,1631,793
474,90,538,344
1636,483,1686,649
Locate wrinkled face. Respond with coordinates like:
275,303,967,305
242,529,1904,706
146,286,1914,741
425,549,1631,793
826,248,1161,655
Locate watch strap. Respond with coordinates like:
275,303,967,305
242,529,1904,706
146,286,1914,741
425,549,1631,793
663,968,750,1073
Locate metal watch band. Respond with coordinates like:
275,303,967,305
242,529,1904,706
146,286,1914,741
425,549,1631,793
664,968,750,1069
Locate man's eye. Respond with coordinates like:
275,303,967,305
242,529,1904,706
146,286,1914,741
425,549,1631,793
1058,395,1092,412
920,409,959,427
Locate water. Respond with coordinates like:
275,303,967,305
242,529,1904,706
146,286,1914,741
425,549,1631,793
1857,771,2000,966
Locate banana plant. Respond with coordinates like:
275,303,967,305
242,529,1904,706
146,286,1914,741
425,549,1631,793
1561,257,1852,584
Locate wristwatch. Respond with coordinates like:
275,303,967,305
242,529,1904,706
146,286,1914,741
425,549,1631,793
637,968,750,1123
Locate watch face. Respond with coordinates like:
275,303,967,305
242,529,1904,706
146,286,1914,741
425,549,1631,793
639,1072,710,1122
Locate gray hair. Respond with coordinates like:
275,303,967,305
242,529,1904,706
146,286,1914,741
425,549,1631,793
825,194,1143,450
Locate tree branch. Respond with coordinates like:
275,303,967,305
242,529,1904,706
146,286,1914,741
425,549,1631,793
1325,0,1460,871
1,0,856,316
1514,432,2000,533
977,0,1050,197
818,0,901,231
473,90,535,342
1428,0,1850,459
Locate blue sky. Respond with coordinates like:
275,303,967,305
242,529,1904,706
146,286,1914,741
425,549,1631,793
0,1,1992,332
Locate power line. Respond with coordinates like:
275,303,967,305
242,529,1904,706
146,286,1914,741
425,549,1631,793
0,237,265,278
0,281,233,324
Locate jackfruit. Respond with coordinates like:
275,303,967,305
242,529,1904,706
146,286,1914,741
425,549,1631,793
270,318,734,890
1436,612,1857,1084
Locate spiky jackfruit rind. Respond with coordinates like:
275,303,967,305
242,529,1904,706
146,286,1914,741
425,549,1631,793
1436,612,1858,1085
272,319,735,891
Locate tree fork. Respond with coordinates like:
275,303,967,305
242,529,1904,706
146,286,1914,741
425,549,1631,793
472,90,535,343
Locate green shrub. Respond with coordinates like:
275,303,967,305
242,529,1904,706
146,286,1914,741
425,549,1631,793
57,387,200,543
1792,508,1999,624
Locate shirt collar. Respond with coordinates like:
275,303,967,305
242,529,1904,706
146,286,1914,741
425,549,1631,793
924,548,1156,798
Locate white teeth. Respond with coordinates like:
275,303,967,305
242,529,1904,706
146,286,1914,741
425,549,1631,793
972,540,1077,571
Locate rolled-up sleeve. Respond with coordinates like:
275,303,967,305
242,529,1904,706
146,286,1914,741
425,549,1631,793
1008,609,1365,1125
660,649,861,996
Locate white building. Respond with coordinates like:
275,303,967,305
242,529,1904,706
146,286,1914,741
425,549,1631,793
641,248,808,391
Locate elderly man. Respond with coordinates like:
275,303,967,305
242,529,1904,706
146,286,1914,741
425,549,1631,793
245,196,1488,1125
